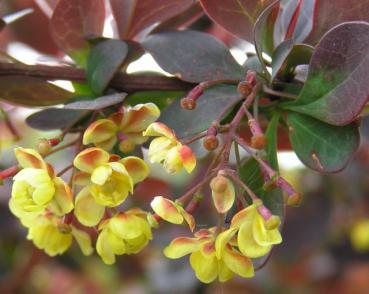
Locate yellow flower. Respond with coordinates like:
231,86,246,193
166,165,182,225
96,209,153,264
210,175,235,214
10,148,73,220
143,122,196,174
73,148,149,212
83,103,160,152
27,214,93,257
350,219,369,252
231,204,282,258
164,228,254,283
151,196,195,231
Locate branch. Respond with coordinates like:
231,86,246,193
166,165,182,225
0,62,193,92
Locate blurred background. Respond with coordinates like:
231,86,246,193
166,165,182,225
1,1,369,293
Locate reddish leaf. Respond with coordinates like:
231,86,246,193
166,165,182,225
307,0,369,44
285,22,369,126
50,0,105,67
110,0,195,40
200,0,274,42
0,76,74,106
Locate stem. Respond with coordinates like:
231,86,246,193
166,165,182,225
262,85,298,100
0,62,192,92
226,170,259,202
57,164,73,177
177,172,216,204
44,139,79,157
0,165,19,180
0,107,20,140
181,131,207,145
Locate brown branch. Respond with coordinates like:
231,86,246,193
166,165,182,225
0,62,193,92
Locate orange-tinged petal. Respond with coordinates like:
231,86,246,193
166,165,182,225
109,112,124,126
189,251,218,284
74,187,105,227
49,177,73,216
252,214,282,246
163,237,200,259
231,204,257,229
120,156,149,184
73,148,110,173
73,172,90,186
178,145,196,173
201,240,216,258
163,146,182,174
95,136,117,151
83,119,117,146
120,103,160,132
124,133,148,145
109,214,143,240
177,206,195,232
223,247,255,278
143,122,176,139
151,196,183,224
211,177,235,214
238,221,271,258
215,227,238,259
14,147,47,170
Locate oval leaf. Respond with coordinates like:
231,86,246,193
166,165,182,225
65,93,127,110
160,85,241,138
143,30,245,82
287,112,359,173
285,22,369,125
26,108,88,130
50,0,105,67
87,39,129,95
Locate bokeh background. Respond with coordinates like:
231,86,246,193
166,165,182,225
1,1,369,293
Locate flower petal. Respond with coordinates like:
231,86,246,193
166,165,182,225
150,196,183,224
178,145,196,173
215,227,238,259
109,213,143,240
14,147,47,170
73,172,91,186
177,206,196,232
96,229,116,265
148,137,172,163
231,204,257,229
74,187,105,227
91,165,112,185
252,214,282,246
163,237,200,259
120,156,149,184
83,119,117,147
120,103,160,132
218,260,233,282
238,220,271,258
73,148,110,173
163,146,182,174
211,177,235,214
143,122,175,139
71,226,93,256
223,247,255,278
48,177,73,216
189,251,218,284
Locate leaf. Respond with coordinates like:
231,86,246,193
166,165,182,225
50,0,105,67
284,22,369,126
64,93,126,110
243,55,263,74
0,76,74,106
287,112,359,173
199,0,274,42
271,41,313,81
239,158,264,198
253,0,279,78
265,112,280,170
125,91,184,110
87,39,129,95
143,30,245,83
26,108,88,130
110,0,195,39
306,0,369,45
160,85,241,138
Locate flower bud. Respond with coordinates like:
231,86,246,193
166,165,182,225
265,215,281,230
203,135,219,151
251,134,267,150
237,81,252,97
180,97,197,110
57,223,72,234
210,176,228,193
286,192,302,206
246,70,257,86
36,138,52,155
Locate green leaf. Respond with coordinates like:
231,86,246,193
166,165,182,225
243,55,263,74
143,30,245,83
64,93,126,110
265,112,280,170
239,158,265,197
284,22,369,126
124,91,184,110
160,85,241,138
87,39,129,95
26,108,88,130
287,112,359,173
254,0,279,78
0,77,74,106
271,39,294,82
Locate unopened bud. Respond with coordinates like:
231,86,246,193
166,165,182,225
36,138,52,155
275,176,301,206
265,215,281,230
180,97,197,110
237,81,252,97
203,135,219,151
246,70,257,86
119,140,135,153
210,176,228,193
251,134,267,149
287,193,302,206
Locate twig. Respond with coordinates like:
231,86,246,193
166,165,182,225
262,85,298,100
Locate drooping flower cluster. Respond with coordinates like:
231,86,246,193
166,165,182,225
9,148,92,256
